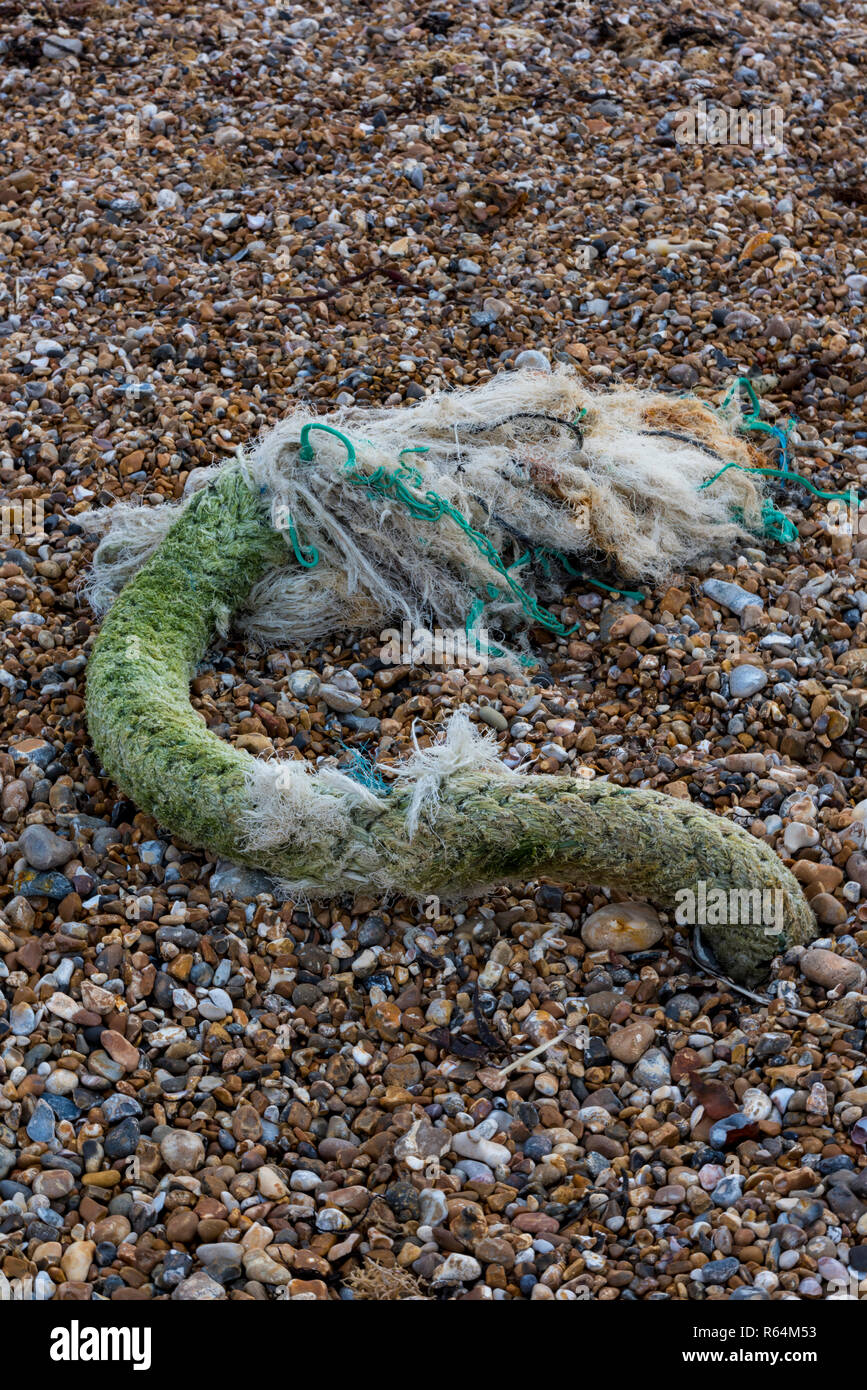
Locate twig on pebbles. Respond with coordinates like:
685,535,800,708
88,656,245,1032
496,1027,574,1078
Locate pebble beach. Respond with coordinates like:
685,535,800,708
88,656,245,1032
3,0,867,1307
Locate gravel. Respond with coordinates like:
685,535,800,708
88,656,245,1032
2,0,867,1305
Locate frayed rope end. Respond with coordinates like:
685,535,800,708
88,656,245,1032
389,711,515,839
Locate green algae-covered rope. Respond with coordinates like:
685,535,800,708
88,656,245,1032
85,466,815,984
86,469,288,860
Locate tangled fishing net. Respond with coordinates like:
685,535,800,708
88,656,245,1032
86,365,771,657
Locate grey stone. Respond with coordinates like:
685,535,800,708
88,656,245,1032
453,1159,495,1182
753,1032,789,1059
160,1130,205,1173
11,741,53,768
419,1188,448,1226
599,601,631,642
139,840,166,864
288,669,321,701
514,349,550,373
157,1251,193,1290
702,578,764,617
341,714,381,733
14,869,74,900
172,1270,226,1300
72,814,110,837
696,1256,740,1284
711,1175,744,1205
87,1051,125,1083
730,665,769,699
210,860,274,900
26,1099,56,1144
196,1242,243,1283
668,363,699,387
5,548,34,574
358,916,387,946
198,988,233,1021
631,1047,671,1089
540,741,569,762
351,948,380,979
588,99,622,118
42,34,82,57
725,310,762,330
92,826,121,854
9,1002,36,1036
319,683,362,712
19,824,75,870
102,1093,143,1124
477,706,508,731
105,1118,140,1160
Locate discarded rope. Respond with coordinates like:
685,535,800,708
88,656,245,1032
85,463,816,985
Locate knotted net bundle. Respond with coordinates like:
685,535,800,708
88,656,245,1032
85,365,766,654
